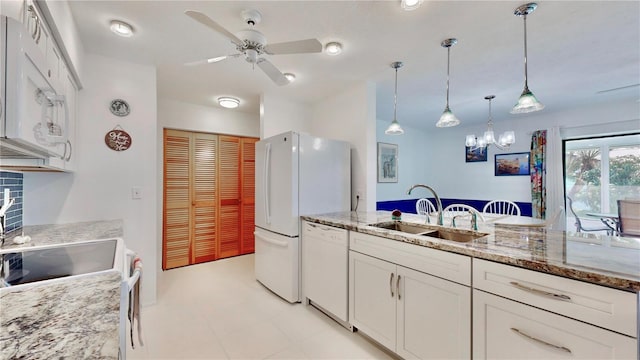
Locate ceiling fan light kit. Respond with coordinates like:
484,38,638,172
184,9,322,86
466,95,515,150
325,42,343,56
218,97,240,109
110,20,134,37
385,61,405,135
511,2,544,114
436,38,460,128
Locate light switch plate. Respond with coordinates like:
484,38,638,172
132,186,142,200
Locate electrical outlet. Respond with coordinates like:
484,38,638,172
355,189,363,199
132,187,142,200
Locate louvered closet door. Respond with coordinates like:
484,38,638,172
218,136,241,258
163,129,192,269
192,133,218,263
240,138,257,254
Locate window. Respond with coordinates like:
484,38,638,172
564,133,640,217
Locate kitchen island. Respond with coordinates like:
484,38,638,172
0,220,125,359
301,211,639,360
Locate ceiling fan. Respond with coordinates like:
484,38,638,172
184,9,322,86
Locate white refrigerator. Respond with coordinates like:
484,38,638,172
254,131,350,303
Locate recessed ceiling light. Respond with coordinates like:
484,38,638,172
401,0,423,11
325,42,343,56
110,20,134,37
284,73,296,82
218,97,240,109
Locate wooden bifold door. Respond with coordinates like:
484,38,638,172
163,129,257,270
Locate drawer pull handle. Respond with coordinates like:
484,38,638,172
510,281,572,301
390,273,395,298
307,223,331,231
511,328,572,354
397,275,401,300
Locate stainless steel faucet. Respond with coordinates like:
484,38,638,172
407,184,443,226
452,210,478,231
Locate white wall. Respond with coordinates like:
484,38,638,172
23,54,158,305
260,94,312,139
312,82,377,211
159,98,259,137
381,98,640,203
376,120,431,202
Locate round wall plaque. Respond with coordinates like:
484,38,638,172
105,126,132,151
110,99,130,117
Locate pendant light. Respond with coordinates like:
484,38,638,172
385,61,405,135
436,38,460,127
466,95,515,150
511,3,544,114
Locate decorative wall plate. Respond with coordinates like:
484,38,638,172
105,125,132,151
110,99,130,117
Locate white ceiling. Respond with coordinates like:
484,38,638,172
68,1,640,130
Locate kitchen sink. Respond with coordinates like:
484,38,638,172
370,221,488,243
371,221,433,234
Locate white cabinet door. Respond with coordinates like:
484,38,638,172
61,64,76,171
302,221,348,321
473,290,637,360
396,265,471,360
349,250,397,350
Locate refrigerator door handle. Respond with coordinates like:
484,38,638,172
254,231,288,247
264,142,272,224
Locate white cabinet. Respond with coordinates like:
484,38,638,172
349,232,471,359
473,259,638,360
60,63,77,171
302,221,349,322
349,251,397,348
473,290,637,359
396,265,470,360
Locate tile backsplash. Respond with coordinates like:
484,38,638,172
1,171,23,233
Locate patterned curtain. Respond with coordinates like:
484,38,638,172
530,130,547,219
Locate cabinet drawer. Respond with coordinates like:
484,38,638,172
302,221,347,246
350,231,470,286
473,259,637,337
473,290,637,359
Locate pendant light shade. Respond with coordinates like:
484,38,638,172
511,3,544,114
385,61,405,135
436,38,460,127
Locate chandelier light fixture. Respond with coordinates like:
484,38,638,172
385,61,405,135
466,95,515,150
511,2,544,114
436,38,460,127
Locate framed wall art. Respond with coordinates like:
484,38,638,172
495,152,530,176
377,142,398,183
465,146,487,162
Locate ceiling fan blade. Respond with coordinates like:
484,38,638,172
264,39,322,55
257,59,289,86
184,54,241,66
185,10,244,46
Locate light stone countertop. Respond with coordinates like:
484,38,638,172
301,211,640,292
1,219,124,252
0,219,125,359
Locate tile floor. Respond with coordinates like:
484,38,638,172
126,254,395,359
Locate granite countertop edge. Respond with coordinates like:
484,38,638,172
1,219,124,252
301,212,640,293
